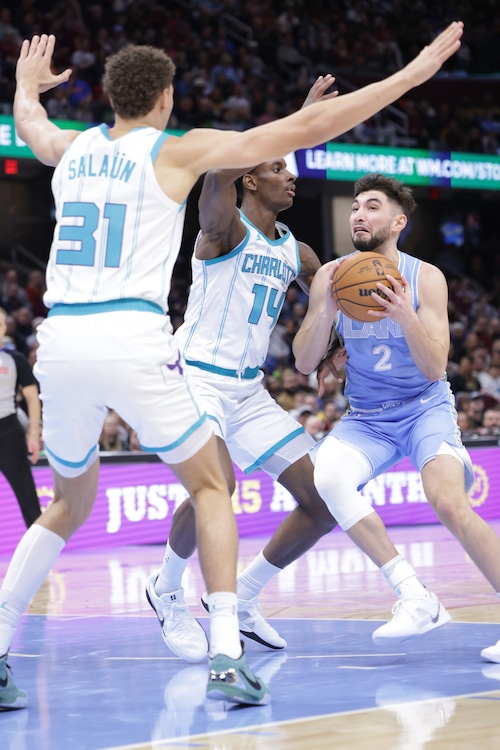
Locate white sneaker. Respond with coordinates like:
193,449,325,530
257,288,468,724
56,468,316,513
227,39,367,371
200,593,287,649
237,596,287,649
481,640,500,664
372,593,451,645
146,572,208,662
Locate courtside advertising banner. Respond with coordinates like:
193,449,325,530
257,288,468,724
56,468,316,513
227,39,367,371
1,446,499,556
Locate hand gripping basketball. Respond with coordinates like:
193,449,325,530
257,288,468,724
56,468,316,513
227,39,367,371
331,252,402,322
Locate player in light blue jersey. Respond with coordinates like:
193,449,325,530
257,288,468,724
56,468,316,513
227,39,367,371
293,173,500,659
0,26,465,711
146,77,346,661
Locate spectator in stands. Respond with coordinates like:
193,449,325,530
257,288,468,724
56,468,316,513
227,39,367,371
477,362,500,401
465,392,486,430
457,409,475,437
24,270,48,318
275,367,301,412
449,355,481,395
99,410,126,452
481,408,500,436
127,430,143,453
0,8,22,49
62,68,93,120
2,280,30,315
303,413,327,441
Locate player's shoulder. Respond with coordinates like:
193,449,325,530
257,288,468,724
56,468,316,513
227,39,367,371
419,259,447,283
298,241,321,270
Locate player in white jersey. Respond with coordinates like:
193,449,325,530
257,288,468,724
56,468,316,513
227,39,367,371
0,26,465,711
146,80,342,660
293,173,500,659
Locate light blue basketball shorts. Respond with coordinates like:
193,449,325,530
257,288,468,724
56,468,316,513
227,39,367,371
312,381,474,492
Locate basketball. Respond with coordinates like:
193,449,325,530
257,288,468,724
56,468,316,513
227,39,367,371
331,252,402,322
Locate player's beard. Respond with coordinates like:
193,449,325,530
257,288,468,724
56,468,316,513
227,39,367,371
351,224,391,252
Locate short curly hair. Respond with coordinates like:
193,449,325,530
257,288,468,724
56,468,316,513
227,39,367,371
102,45,176,119
354,173,417,217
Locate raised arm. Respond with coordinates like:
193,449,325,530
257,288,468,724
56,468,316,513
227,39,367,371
14,35,80,166
295,242,322,295
196,75,338,262
167,22,464,179
195,169,248,260
293,260,340,374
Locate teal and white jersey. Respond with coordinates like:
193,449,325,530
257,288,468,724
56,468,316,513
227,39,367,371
176,211,300,377
44,125,185,314
336,250,436,409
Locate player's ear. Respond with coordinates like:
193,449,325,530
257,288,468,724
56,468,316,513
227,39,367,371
242,172,257,192
393,213,407,233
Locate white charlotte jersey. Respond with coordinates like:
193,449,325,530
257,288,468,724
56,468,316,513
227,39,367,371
44,125,186,314
176,211,300,377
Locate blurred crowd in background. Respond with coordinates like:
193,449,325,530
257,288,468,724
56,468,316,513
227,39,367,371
0,0,499,153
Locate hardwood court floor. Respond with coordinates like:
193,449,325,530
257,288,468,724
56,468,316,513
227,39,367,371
1,521,500,750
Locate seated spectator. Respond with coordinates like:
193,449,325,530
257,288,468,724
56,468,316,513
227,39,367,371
127,430,143,453
1,280,30,314
303,413,327,441
290,404,316,428
99,410,126,452
62,69,93,121
3,312,28,355
25,269,48,318
477,362,500,400
12,306,34,350
320,399,343,430
457,410,475,438
45,85,73,120
275,366,301,411
465,392,486,430
1,267,28,302
448,355,481,395
481,408,500,436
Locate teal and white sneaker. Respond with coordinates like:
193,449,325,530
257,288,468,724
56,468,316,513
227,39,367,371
206,645,270,706
0,653,27,710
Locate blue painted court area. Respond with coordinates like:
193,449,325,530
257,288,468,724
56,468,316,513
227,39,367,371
1,615,499,750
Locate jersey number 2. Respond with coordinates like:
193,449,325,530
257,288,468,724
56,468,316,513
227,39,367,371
56,201,126,268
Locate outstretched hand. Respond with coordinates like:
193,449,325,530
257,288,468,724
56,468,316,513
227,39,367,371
316,346,347,397
17,34,72,94
301,74,339,108
404,21,464,88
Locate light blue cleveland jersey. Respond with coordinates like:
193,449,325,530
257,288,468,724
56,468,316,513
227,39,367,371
176,211,300,376
336,251,437,408
44,125,185,314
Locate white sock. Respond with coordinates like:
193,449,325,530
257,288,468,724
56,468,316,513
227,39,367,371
380,554,429,601
206,592,241,659
155,541,190,595
0,525,65,654
237,551,281,601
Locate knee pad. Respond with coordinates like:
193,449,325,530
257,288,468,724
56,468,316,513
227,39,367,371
313,436,375,530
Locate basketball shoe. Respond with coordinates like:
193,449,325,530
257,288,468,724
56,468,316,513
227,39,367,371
480,640,500,664
372,592,451,644
201,594,287,649
146,572,208,662
0,653,27,710
206,643,271,706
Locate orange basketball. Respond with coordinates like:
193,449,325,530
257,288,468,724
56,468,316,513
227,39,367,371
331,252,402,322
